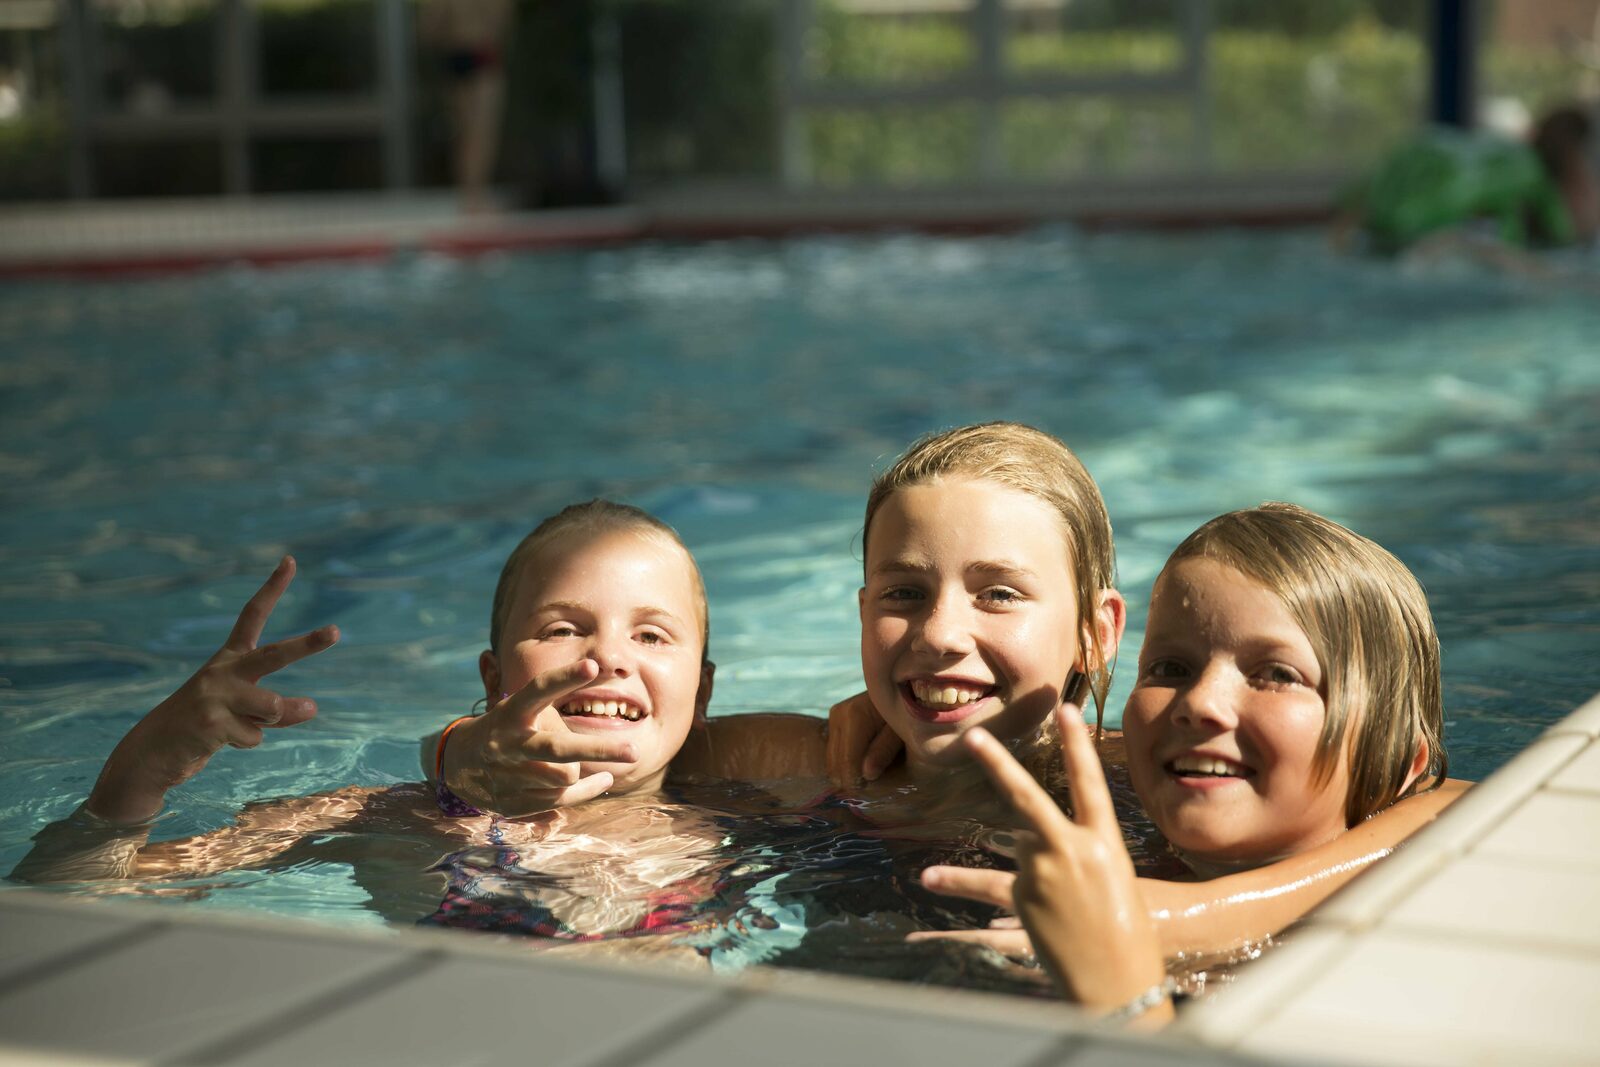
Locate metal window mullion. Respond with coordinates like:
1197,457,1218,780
777,0,810,189
975,0,1001,185
1184,0,1213,173
219,0,250,195
377,0,412,190
592,5,626,195
60,0,92,197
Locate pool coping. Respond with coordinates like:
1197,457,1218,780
3,691,1596,1065
0,182,1340,280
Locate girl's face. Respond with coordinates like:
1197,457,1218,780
484,528,711,795
1123,556,1350,866
860,477,1106,771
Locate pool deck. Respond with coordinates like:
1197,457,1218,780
0,181,1340,278
2,690,1597,1066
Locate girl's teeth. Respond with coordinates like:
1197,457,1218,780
562,700,643,722
1172,756,1244,776
910,680,986,708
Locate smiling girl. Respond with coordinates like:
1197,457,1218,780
962,502,1453,1023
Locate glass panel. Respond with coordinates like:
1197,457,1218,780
619,0,777,183
256,0,376,97
0,0,69,198
804,0,975,86
93,138,221,195
1481,4,1600,134
94,0,218,111
803,103,979,187
1004,0,1182,78
251,134,381,191
1002,96,1193,179
1209,1,1427,172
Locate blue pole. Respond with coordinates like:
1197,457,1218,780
1430,0,1478,128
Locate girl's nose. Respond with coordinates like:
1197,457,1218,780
1170,665,1238,731
587,628,634,679
911,596,975,657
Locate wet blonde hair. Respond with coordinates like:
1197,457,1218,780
1167,503,1446,826
489,499,709,660
862,422,1118,722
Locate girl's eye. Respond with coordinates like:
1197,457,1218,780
543,624,580,639
879,586,923,603
979,587,1023,605
1140,659,1188,682
1257,663,1304,687
636,630,666,646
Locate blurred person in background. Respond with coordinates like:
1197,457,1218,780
1340,104,1597,262
420,0,514,214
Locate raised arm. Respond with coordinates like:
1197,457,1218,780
13,558,337,882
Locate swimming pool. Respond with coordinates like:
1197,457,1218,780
2,228,1596,985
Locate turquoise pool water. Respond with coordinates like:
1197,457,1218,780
1,229,1596,984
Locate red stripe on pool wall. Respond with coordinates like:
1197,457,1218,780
0,240,398,280
0,203,1337,280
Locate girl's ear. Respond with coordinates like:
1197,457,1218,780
1078,588,1128,672
478,650,502,709
694,661,716,725
1401,737,1432,794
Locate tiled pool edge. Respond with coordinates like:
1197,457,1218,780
0,883,1264,1067
4,692,1596,1066
1179,689,1600,1066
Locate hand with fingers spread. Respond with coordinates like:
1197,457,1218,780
825,690,903,787
906,865,1033,962
436,658,643,816
87,557,339,826
960,703,1170,1023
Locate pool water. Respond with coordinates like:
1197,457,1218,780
1,228,1596,987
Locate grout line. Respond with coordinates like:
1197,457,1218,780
155,950,447,1067
579,989,747,1067
1016,1033,1089,1067
1376,923,1600,963
0,922,169,1000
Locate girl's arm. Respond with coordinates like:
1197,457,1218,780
671,713,828,782
1141,777,1469,956
422,707,831,814
13,788,374,882
11,559,337,883
920,777,1469,960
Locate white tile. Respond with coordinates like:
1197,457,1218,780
0,1050,129,1067
1546,691,1600,739
1236,933,1600,1067
0,899,151,986
1547,738,1600,796
1052,1036,1257,1066
637,993,1065,1067
1175,926,1353,1047
1382,854,1600,952
1472,790,1600,874
221,954,728,1067
1390,733,1588,858
0,923,409,1063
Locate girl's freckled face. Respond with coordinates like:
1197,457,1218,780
1123,557,1350,866
859,478,1084,770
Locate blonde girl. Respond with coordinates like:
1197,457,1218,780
964,503,1457,1024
